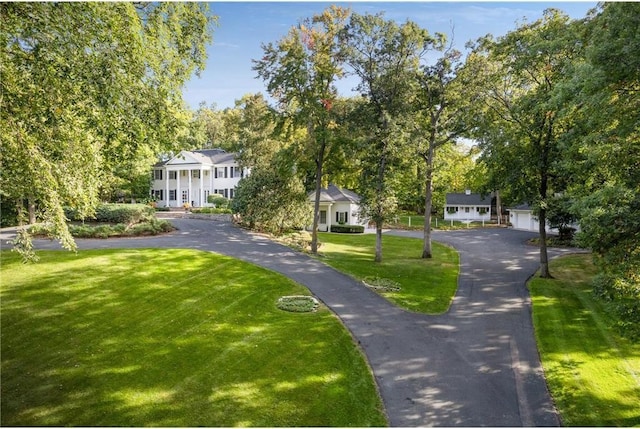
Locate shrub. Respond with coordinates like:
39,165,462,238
330,224,365,234
276,296,319,313
207,194,230,208
191,207,233,214
95,204,154,224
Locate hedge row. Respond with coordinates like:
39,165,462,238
65,204,155,224
29,218,174,239
330,224,365,234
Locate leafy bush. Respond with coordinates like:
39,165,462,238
95,204,154,224
207,194,230,208
276,296,319,313
330,224,365,233
31,219,174,239
232,166,312,235
191,207,233,214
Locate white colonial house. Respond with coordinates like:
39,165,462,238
308,184,368,232
150,149,249,208
444,190,492,221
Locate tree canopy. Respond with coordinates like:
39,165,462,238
1,2,216,259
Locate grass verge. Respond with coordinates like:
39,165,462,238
317,233,459,314
0,249,386,427
529,254,640,426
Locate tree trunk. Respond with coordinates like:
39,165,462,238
538,118,553,278
375,221,383,263
495,189,501,225
538,207,552,278
16,199,24,226
28,196,36,224
422,147,435,259
310,132,327,255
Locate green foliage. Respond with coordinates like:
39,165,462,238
329,224,364,233
232,165,312,235
276,296,319,313
206,193,229,208
191,207,232,215
341,12,437,261
572,185,640,338
463,9,583,277
0,249,386,426
0,2,215,259
544,194,577,241
30,218,174,239
93,204,155,225
254,6,352,253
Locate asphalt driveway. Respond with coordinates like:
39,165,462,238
4,220,583,426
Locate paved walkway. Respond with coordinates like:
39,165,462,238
2,221,584,426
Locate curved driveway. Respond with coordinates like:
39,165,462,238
14,219,582,426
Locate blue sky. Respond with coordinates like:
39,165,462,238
183,1,598,110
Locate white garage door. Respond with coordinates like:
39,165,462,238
514,212,531,230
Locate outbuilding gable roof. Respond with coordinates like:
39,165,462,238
309,184,361,203
508,203,532,211
445,192,491,206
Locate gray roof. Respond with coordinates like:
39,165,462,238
155,149,237,167
445,192,491,206
508,203,532,211
309,184,361,203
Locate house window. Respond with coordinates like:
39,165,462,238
465,207,470,213
215,167,226,178
320,210,327,224
336,211,348,224
169,171,177,180
223,189,228,198
478,207,488,215
181,170,187,177
192,170,201,179
169,190,177,201
229,188,234,199
153,169,163,180
181,190,188,204
446,206,458,214
233,167,243,178
153,189,163,201
204,190,210,202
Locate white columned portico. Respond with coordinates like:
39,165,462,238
209,167,213,202
200,167,204,207
188,169,192,207
176,169,181,207
164,170,169,207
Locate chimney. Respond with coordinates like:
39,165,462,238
465,189,471,195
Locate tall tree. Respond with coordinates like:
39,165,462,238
559,3,639,336
1,2,215,260
464,9,582,277
254,6,350,254
414,41,468,258
342,12,434,262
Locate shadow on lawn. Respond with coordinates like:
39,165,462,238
0,249,383,427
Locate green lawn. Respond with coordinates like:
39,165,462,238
529,254,640,426
0,249,386,427
317,233,459,314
